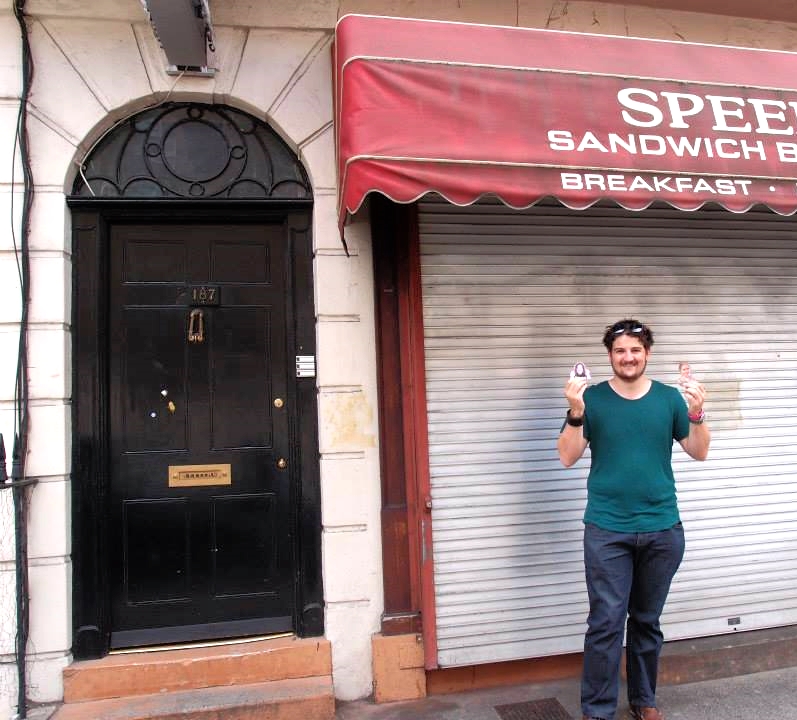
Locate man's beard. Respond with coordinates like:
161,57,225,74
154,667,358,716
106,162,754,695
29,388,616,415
612,357,647,381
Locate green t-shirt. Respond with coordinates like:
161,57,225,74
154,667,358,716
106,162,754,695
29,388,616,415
582,379,690,533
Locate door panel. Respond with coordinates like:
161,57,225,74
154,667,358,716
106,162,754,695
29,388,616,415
120,306,187,452
109,223,294,648
124,498,190,603
210,307,272,449
212,492,277,596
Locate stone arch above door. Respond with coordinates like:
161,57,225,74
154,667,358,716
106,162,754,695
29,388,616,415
72,102,312,201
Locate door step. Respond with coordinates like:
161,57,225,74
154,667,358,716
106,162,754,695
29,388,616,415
50,676,334,720
52,636,334,720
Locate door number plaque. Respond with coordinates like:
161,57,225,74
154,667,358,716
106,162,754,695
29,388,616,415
169,463,232,487
189,285,220,306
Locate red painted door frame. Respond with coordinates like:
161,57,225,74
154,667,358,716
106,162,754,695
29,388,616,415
371,197,439,667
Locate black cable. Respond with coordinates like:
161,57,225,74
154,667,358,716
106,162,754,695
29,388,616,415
11,439,29,720
13,1,32,439
10,0,34,717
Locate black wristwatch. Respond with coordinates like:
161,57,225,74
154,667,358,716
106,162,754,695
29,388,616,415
566,410,584,427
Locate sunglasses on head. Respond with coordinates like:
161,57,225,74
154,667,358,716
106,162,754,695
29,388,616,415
610,322,644,335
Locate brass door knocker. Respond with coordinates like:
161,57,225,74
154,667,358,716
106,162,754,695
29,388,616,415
188,308,205,343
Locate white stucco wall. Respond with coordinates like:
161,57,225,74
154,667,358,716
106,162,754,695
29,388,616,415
1,0,797,712
1,0,383,707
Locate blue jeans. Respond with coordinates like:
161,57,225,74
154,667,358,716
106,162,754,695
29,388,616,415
581,522,685,720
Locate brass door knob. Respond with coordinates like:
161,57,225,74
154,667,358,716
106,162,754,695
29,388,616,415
277,458,287,469
273,398,284,408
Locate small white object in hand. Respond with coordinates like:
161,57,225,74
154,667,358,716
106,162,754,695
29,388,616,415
570,361,591,381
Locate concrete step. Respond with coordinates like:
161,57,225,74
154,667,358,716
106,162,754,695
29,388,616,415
62,636,331,702
425,625,797,695
51,675,334,720
658,624,797,685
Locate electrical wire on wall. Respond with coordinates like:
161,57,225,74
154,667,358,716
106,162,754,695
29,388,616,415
4,1,35,718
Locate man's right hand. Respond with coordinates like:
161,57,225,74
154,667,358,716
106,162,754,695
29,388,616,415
564,376,588,418
558,377,589,466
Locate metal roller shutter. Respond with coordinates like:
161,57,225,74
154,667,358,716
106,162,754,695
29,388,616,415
419,197,797,667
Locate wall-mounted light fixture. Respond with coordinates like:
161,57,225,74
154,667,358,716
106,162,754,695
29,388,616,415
140,0,215,76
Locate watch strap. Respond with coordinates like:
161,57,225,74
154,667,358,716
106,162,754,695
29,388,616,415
566,410,584,427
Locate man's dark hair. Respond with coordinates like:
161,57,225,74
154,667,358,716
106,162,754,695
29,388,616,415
602,319,654,351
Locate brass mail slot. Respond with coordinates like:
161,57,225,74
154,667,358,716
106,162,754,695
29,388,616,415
168,463,232,488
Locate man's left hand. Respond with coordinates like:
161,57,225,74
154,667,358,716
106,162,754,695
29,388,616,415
680,378,706,415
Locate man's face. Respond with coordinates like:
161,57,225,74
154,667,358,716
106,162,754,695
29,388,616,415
609,333,649,381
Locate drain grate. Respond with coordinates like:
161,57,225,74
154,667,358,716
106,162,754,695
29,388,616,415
495,697,573,720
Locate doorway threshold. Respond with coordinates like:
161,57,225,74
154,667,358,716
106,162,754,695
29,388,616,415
108,631,294,655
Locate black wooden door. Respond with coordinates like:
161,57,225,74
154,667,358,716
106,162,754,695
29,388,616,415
108,223,295,648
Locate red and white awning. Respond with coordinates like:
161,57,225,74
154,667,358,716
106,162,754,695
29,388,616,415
334,14,797,230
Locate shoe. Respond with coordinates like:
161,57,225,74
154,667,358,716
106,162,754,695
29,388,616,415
629,707,663,720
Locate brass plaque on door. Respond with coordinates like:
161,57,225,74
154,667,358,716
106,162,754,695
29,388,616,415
168,463,232,488
189,285,220,306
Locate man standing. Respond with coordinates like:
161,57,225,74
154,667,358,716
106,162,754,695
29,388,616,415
557,319,710,720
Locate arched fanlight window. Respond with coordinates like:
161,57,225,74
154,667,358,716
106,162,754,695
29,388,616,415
72,103,312,200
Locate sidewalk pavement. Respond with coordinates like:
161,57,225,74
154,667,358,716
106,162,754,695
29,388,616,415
336,664,797,720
